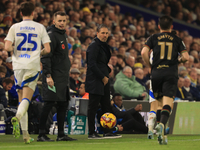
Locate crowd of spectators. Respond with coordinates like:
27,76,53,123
127,0,200,25
0,0,200,109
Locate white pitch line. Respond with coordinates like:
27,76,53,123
1,139,200,149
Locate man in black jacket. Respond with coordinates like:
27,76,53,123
37,11,76,142
85,24,121,139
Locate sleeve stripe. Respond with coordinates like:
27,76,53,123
143,45,150,50
181,50,187,54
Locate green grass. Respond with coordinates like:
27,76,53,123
0,134,200,150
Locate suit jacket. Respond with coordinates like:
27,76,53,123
85,37,111,95
69,77,82,96
176,87,193,101
188,85,200,101
0,85,7,107
112,104,137,124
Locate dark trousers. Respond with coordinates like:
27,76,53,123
88,83,111,135
39,101,68,136
121,111,148,133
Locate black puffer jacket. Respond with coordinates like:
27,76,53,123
41,25,70,101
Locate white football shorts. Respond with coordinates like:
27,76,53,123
149,80,156,103
14,69,39,91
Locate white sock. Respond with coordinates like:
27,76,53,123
20,112,29,139
20,111,28,131
16,99,30,121
148,112,156,132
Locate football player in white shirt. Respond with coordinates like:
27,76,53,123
5,2,51,144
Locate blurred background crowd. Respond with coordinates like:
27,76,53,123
0,0,200,110
126,0,200,25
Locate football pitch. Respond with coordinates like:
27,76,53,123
0,134,200,150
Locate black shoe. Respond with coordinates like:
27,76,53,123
103,132,122,139
88,132,103,139
56,135,77,141
37,135,54,142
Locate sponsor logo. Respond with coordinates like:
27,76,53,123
0,125,5,132
19,54,30,58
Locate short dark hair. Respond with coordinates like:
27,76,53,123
158,15,173,30
0,65,7,74
112,93,122,100
81,27,90,33
111,54,117,57
116,54,124,59
94,3,100,7
2,77,14,85
54,11,66,18
97,24,109,32
107,36,114,43
120,42,128,47
20,2,35,16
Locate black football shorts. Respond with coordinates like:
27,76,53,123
151,71,178,99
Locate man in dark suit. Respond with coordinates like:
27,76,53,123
175,76,193,101
85,24,121,139
112,93,148,134
183,77,200,101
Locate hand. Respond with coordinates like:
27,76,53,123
102,76,109,85
178,56,187,64
141,92,147,100
178,56,182,63
40,49,45,56
117,124,123,131
40,48,49,56
46,77,54,88
135,104,142,111
111,100,114,106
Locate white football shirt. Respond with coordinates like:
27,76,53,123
5,20,51,71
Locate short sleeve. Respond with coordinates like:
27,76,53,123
41,25,51,44
144,35,154,50
4,25,15,43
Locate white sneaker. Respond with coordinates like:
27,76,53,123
163,135,168,145
155,123,164,145
147,130,154,139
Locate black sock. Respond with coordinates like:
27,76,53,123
38,129,46,137
156,109,161,123
160,105,171,126
58,132,65,137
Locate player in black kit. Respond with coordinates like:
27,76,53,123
141,16,189,145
